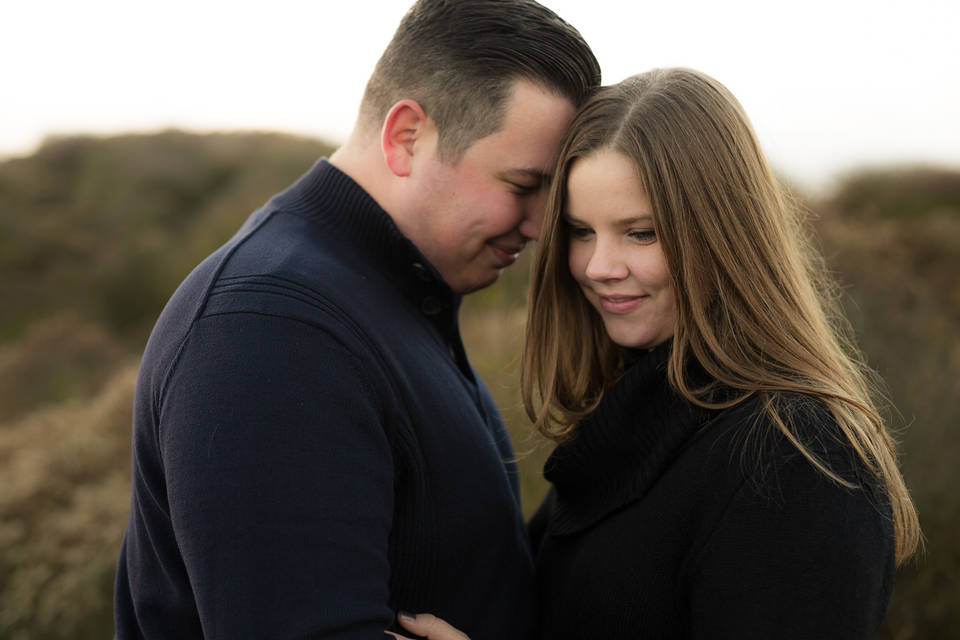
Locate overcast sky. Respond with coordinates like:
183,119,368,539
3,0,958,191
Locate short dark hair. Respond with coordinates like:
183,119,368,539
359,0,600,161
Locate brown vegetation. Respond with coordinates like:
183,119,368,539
0,363,136,638
813,172,960,638
0,134,956,638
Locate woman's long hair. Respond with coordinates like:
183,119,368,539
522,68,919,564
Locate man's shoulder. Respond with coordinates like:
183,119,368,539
199,205,394,323
138,210,375,381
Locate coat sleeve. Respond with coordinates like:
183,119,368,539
159,311,396,638
686,450,895,640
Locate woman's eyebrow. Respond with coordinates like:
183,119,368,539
563,213,653,225
616,215,653,225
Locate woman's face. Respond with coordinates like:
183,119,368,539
565,149,676,351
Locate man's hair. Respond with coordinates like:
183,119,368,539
359,0,600,161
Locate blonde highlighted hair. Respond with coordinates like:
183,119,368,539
522,68,919,564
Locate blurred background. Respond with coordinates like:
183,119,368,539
1,1,957,638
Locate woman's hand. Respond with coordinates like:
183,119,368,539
385,612,471,640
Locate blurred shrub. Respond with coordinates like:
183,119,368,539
827,165,960,220
0,130,334,344
0,135,957,638
816,168,960,638
0,313,126,424
0,364,137,640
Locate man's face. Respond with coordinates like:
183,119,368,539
407,80,577,294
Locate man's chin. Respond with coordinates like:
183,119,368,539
454,269,501,295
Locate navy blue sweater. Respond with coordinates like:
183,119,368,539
114,159,536,638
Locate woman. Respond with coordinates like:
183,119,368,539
394,68,919,639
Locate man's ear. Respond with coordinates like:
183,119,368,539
381,99,429,178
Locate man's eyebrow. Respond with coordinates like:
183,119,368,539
501,168,552,183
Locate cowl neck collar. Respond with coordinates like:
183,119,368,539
544,341,714,536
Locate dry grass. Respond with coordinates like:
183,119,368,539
815,207,960,639
0,313,127,423
0,364,136,640
1,135,957,638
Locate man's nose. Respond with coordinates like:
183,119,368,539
517,190,548,240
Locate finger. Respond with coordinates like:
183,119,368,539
384,632,413,640
397,612,471,640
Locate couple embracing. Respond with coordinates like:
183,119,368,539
114,1,918,638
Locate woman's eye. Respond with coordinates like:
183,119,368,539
567,225,593,238
629,229,656,243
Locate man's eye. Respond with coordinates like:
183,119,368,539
509,182,539,194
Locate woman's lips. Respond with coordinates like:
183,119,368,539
597,294,647,314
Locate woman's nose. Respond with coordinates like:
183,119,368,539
585,241,628,281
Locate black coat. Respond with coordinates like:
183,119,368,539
530,343,894,639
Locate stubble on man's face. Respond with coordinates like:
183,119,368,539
409,80,577,295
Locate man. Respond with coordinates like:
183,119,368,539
114,1,599,637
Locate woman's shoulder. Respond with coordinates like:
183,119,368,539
683,394,897,637
694,391,886,504
686,391,895,575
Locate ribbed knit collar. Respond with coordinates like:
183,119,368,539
544,341,714,536
269,158,463,342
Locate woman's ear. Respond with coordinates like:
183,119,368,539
381,99,429,178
